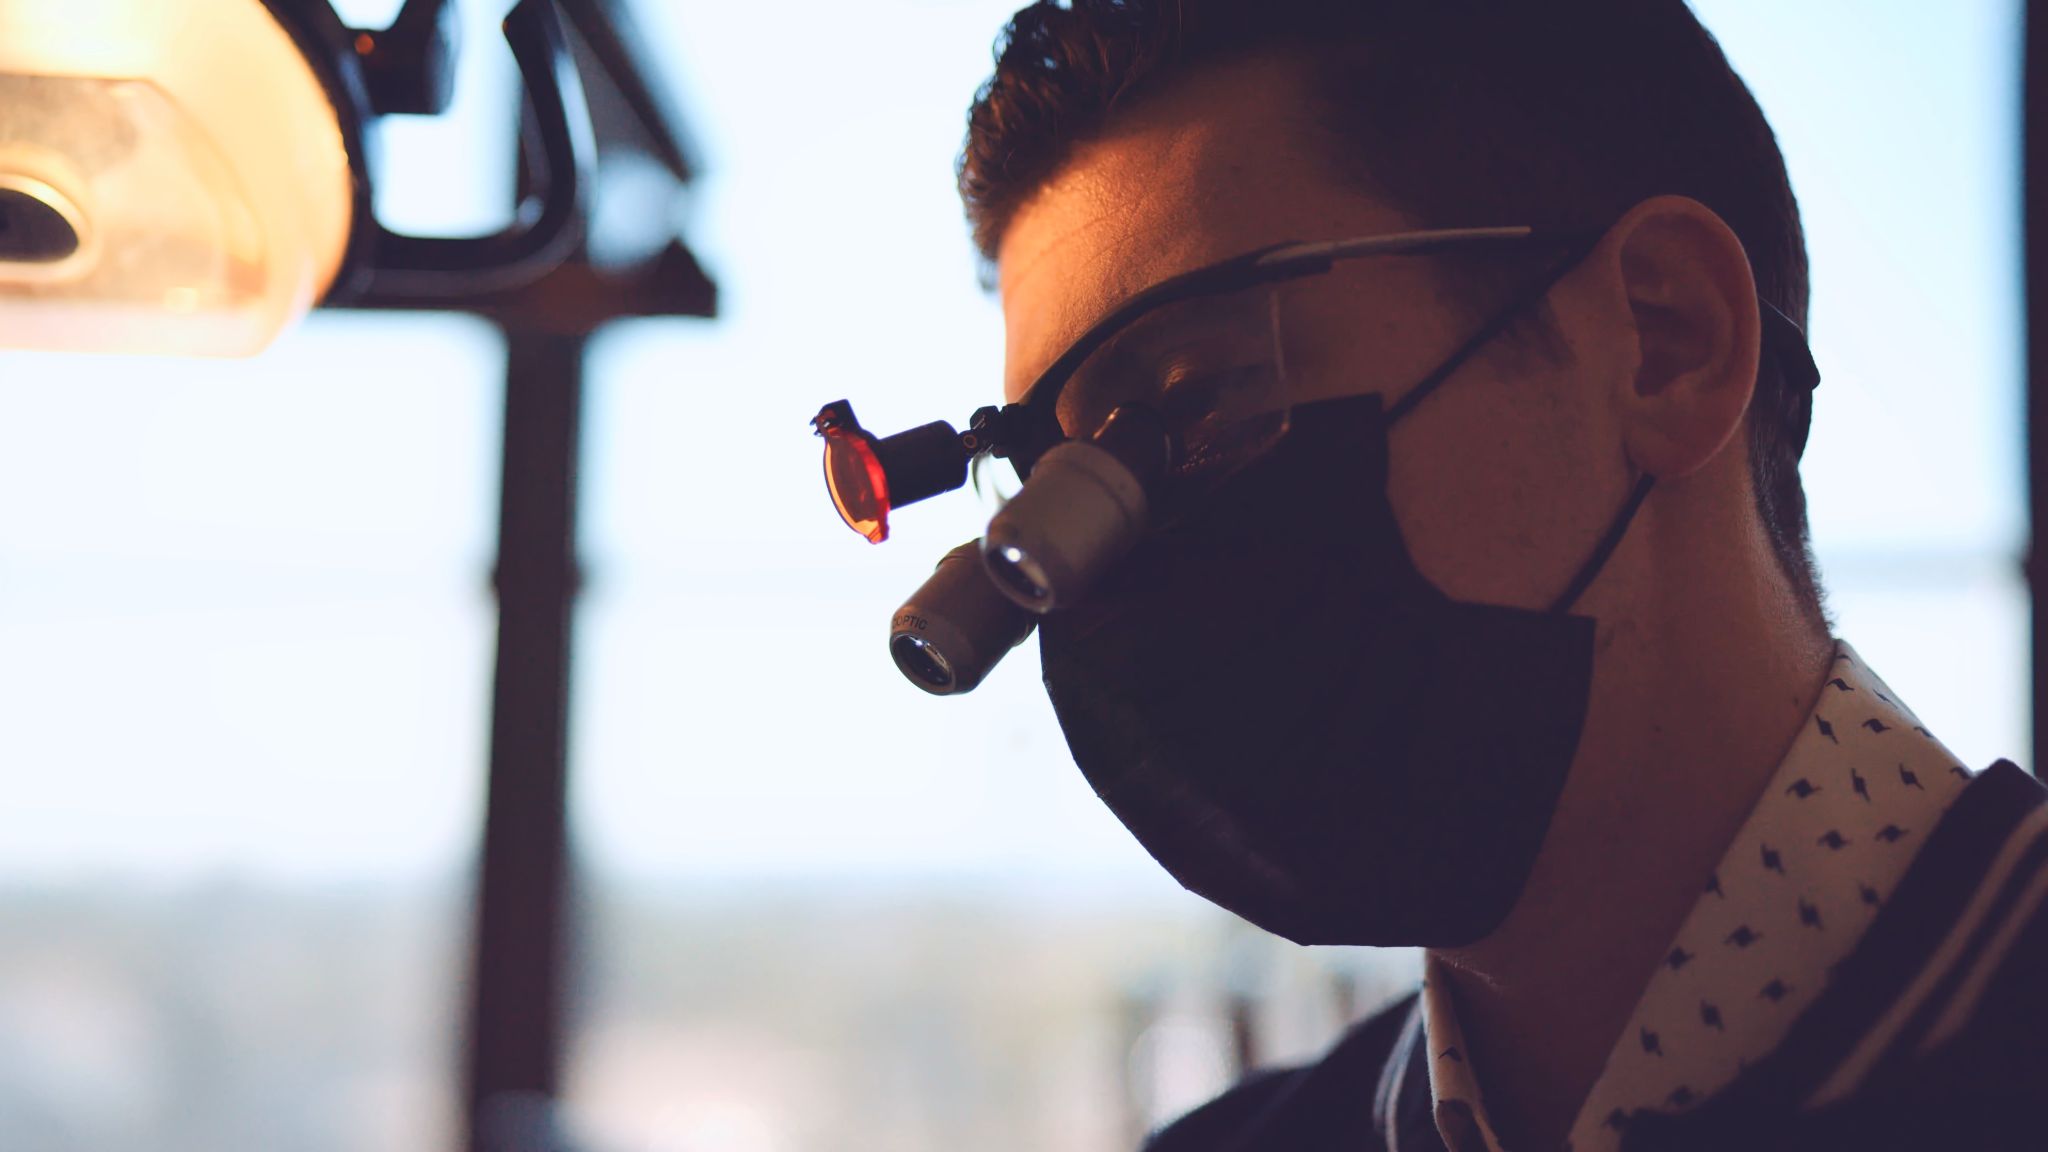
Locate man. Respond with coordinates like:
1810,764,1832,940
951,1,2048,1149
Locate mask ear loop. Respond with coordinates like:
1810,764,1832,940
1549,302,1818,615
1364,239,1646,615
1348,237,1655,616
1550,472,1657,614
1545,298,1818,616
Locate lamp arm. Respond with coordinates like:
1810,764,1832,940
353,0,593,302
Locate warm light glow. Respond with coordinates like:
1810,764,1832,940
0,0,354,356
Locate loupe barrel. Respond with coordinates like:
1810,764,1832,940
890,541,1038,695
982,406,1169,613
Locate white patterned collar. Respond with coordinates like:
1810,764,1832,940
1416,639,1974,1152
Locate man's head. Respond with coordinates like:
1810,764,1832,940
959,0,1829,632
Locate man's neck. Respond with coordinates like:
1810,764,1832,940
1425,569,1834,1151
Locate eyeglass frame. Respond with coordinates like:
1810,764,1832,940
974,224,1822,481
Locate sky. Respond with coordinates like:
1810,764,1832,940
0,0,2027,898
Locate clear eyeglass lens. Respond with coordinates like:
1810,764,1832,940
1049,284,1290,516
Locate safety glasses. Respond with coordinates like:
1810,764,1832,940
813,227,1586,542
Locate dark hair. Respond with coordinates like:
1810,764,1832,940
959,0,1828,629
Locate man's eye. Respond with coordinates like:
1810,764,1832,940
1158,362,1263,426
1061,356,1259,441
1158,371,1221,425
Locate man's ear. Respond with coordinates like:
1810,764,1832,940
1588,195,1762,481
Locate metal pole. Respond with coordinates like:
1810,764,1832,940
464,328,586,1152
321,14,712,1150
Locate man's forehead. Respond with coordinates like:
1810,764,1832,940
995,141,1221,399
991,55,1409,403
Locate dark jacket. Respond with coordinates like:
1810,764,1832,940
1146,761,2048,1152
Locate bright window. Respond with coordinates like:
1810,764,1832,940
0,314,501,1151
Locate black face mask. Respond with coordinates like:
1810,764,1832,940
1038,389,1653,948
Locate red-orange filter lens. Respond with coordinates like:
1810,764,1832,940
822,427,891,543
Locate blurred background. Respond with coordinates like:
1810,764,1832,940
0,1,2028,1149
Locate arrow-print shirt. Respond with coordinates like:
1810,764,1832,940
1417,638,1975,1152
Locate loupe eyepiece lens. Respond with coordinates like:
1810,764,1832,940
981,406,1169,613
890,540,1038,695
